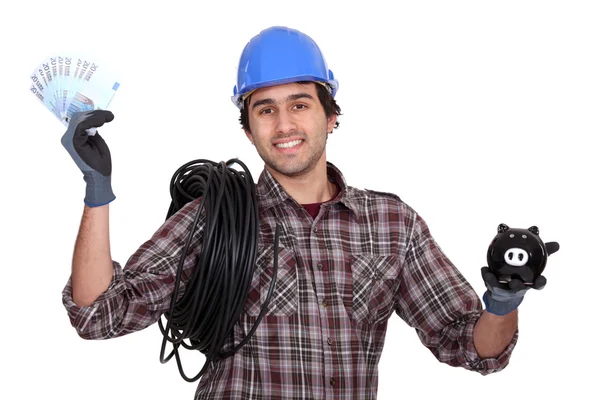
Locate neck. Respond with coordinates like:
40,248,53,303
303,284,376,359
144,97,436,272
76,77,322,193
267,158,336,205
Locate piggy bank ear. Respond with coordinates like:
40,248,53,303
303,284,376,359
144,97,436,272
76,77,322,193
545,241,560,255
528,226,540,235
498,223,509,233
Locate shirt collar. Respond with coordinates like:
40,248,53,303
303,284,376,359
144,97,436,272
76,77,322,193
256,161,360,215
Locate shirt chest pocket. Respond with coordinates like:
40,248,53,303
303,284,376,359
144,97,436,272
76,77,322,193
243,245,298,317
351,254,399,324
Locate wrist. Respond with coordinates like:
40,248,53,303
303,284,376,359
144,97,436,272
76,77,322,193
483,290,524,316
83,172,115,207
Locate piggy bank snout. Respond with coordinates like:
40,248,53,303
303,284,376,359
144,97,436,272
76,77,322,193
504,248,529,267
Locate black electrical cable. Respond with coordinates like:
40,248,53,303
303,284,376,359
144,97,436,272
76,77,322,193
157,158,280,382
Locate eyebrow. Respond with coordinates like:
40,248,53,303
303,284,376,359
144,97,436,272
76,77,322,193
251,92,315,110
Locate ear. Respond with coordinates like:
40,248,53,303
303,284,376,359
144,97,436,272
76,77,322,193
498,223,509,233
528,226,540,235
326,114,337,134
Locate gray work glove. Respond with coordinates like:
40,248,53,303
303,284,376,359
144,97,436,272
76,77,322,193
60,110,115,207
481,268,543,316
481,240,559,315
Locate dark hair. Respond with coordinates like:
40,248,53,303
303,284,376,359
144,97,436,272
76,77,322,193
239,81,342,132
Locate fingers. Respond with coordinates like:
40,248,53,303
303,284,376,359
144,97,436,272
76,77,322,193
71,110,114,148
481,267,500,287
71,110,115,134
508,279,526,291
532,275,547,290
89,133,111,160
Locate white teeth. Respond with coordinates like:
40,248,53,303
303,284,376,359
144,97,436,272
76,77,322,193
275,139,303,149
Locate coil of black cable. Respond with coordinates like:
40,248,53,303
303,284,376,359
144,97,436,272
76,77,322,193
157,158,280,382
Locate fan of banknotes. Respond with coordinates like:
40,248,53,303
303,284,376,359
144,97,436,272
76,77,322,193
29,54,120,134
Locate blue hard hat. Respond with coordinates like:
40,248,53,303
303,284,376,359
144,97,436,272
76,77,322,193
232,26,338,109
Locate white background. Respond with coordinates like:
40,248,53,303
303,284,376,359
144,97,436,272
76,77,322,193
1,1,598,399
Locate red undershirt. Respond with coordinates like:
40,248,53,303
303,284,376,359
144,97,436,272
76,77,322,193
301,184,340,219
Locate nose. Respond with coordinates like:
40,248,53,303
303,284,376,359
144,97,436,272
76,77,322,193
275,109,297,135
503,248,529,267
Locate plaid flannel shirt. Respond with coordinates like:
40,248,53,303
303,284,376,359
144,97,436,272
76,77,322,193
63,162,517,399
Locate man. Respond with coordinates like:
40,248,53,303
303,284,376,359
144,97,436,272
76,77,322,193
61,26,538,399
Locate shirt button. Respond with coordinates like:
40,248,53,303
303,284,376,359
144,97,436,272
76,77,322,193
317,263,323,270
327,337,332,346
322,300,328,308
330,378,336,386
313,227,318,233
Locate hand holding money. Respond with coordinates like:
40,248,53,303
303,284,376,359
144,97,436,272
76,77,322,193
29,54,121,206
61,110,116,207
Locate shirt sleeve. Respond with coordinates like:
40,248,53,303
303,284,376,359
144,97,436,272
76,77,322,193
394,211,518,375
62,197,205,340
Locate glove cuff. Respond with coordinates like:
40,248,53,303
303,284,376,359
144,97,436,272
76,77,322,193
483,290,524,316
83,172,115,207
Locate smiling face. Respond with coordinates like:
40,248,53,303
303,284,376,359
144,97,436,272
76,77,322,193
245,82,337,178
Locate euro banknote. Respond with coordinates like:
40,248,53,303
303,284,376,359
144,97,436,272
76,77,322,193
30,54,120,133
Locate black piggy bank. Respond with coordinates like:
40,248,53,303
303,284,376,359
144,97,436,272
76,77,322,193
486,223,559,290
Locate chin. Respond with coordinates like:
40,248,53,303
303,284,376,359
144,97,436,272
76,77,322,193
273,165,306,177
268,160,311,177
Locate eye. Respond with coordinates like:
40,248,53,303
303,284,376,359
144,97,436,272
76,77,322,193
293,103,307,110
259,108,274,115
509,234,514,238
522,234,527,239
